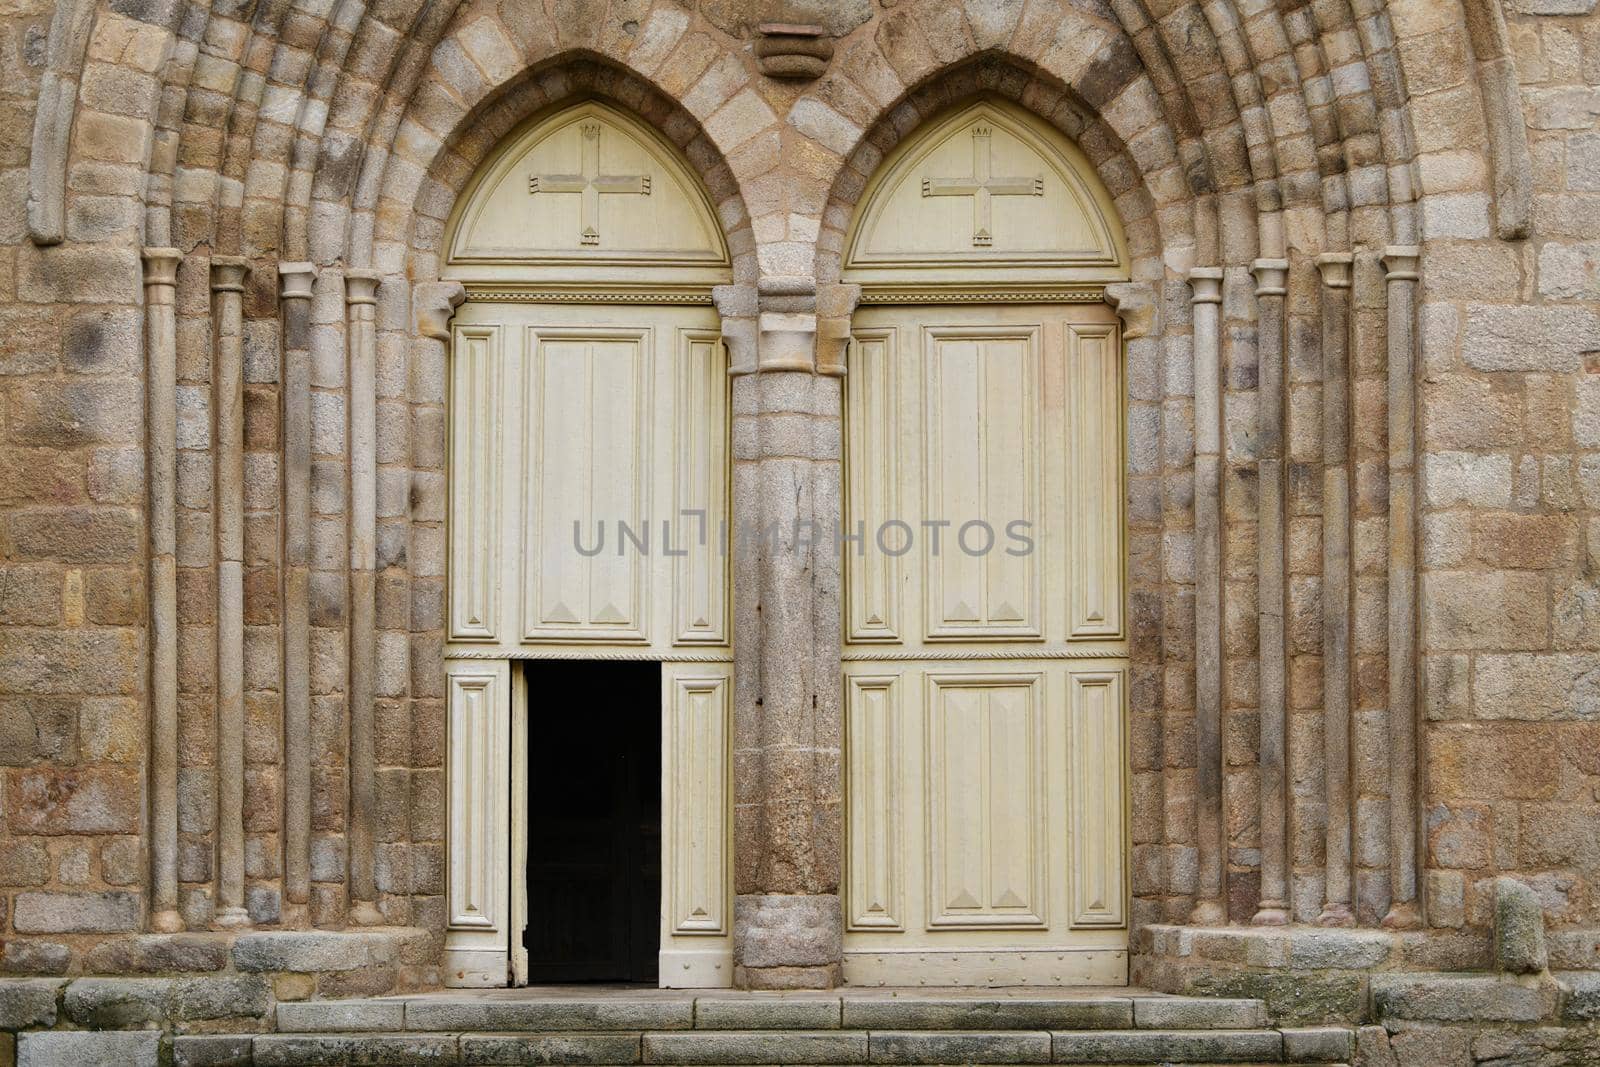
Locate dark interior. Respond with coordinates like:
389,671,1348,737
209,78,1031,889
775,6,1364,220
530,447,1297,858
522,660,661,984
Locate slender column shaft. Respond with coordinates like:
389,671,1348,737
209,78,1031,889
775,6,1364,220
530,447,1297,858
1189,267,1226,926
279,263,316,922
1382,246,1423,929
346,270,383,925
211,256,251,928
1316,253,1356,927
144,247,184,933
1252,258,1291,927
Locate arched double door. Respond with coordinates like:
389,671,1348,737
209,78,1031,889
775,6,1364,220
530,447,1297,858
439,96,1131,989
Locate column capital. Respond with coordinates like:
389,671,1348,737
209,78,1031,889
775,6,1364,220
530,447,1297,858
1250,258,1289,296
1382,245,1421,281
412,280,465,341
1314,252,1353,289
1104,280,1157,338
344,268,381,306
1186,267,1224,305
142,247,182,290
210,255,249,292
279,261,317,301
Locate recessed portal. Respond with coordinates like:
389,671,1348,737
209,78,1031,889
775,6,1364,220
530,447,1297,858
523,660,661,983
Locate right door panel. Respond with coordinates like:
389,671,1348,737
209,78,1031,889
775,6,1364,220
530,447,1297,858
842,303,1128,986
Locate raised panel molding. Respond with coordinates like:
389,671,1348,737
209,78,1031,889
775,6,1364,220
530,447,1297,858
673,330,729,645
667,673,730,935
846,328,900,643
923,325,1042,641
846,674,903,930
523,326,650,643
924,672,1047,928
449,325,501,641
1070,670,1126,928
448,667,504,930
1068,322,1124,639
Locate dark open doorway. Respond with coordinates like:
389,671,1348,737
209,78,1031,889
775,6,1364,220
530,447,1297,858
523,660,661,984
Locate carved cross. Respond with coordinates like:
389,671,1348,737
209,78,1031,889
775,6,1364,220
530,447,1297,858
528,121,652,246
921,123,1042,247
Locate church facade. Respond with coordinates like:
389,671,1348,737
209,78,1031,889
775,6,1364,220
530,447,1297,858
2,0,1600,1056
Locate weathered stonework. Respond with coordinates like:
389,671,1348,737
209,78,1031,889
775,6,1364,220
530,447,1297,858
0,0,1595,1053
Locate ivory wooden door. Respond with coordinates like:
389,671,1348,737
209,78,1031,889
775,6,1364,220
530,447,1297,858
842,302,1129,986
443,299,733,988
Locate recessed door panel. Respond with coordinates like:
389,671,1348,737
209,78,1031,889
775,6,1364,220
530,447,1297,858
843,303,1128,986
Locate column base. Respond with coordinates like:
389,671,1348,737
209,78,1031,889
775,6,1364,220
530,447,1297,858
349,901,385,926
733,894,842,990
1317,902,1356,928
1252,902,1290,926
213,907,251,929
1189,899,1226,926
151,908,185,933
1382,900,1423,930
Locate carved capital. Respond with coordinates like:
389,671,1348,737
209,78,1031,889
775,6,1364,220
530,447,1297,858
721,315,758,376
1186,267,1223,306
757,310,817,373
142,247,182,296
1382,245,1421,283
279,261,316,302
209,255,249,293
1250,258,1289,298
1103,281,1156,338
344,268,381,306
1313,252,1353,290
413,280,466,341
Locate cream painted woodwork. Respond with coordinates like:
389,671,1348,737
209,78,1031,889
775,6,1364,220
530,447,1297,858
445,100,729,288
840,302,1129,987
843,99,1129,293
442,100,733,989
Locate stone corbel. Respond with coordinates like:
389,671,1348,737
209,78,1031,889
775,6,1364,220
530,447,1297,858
1103,281,1156,338
414,280,466,342
754,22,832,78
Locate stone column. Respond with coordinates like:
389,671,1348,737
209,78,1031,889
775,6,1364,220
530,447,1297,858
1188,267,1226,926
345,269,383,926
1251,257,1291,927
279,262,316,926
211,255,251,928
721,279,844,989
144,247,184,933
1316,252,1356,927
1381,246,1422,930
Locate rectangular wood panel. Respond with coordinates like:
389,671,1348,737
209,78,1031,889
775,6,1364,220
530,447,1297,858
846,329,900,643
673,330,728,644
1067,322,1123,638
925,672,1046,928
923,326,1041,641
523,327,650,642
449,325,500,640
1070,670,1125,928
448,667,502,929
846,674,902,929
667,673,729,934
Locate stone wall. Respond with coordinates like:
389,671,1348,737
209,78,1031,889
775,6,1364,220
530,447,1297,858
0,0,1596,992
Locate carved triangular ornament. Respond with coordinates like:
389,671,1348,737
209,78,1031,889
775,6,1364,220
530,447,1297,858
843,99,1128,290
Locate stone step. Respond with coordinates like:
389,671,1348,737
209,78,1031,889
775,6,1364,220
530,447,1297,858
275,993,1271,1034
167,1026,1354,1067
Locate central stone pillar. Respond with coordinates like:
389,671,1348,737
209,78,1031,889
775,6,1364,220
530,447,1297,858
719,279,846,989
